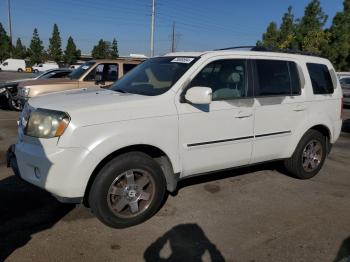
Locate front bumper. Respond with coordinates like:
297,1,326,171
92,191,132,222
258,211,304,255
7,141,97,204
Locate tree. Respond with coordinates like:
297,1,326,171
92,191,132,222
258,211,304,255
0,23,11,62
28,28,44,65
110,38,119,59
278,6,298,49
91,39,110,59
326,0,350,70
13,38,27,59
48,24,62,62
64,36,81,64
297,0,328,52
261,22,279,48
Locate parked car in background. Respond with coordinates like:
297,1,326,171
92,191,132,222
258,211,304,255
32,62,59,72
0,59,26,72
0,68,72,110
8,48,343,228
69,64,83,69
17,58,144,106
339,75,350,106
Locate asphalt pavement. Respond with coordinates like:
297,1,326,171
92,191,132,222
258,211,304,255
0,73,349,261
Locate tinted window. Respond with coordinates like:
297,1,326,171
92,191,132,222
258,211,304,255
190,59,247,101
255,60,300,96
340,78,350,85
123,64,138,74
307,63,334,94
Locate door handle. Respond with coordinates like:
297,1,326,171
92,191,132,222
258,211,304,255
235,111,253,119
293,105,306,112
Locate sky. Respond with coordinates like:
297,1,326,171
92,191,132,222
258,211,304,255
0,0,345,57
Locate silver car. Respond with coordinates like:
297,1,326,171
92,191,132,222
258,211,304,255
339,76,350,106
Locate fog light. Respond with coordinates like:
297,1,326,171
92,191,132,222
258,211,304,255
34,167,41,179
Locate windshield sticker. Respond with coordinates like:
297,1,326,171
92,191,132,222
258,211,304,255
171,57,194,64
82,66,89,70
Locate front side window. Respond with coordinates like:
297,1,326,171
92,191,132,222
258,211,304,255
69,61,95,80
189,59,248,101
255,60,300,96
307,63,334,94
3,62,8,66
84,63,119,82
111,57,197,96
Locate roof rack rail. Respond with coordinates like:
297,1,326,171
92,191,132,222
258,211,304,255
214,46,256,51
214,45,322,57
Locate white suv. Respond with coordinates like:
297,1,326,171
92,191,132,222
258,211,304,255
8,49,343,228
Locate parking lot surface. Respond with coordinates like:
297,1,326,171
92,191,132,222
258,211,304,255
0,82,349,261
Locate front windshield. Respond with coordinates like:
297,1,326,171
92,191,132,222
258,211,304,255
111,56,198,96
69,61,95,80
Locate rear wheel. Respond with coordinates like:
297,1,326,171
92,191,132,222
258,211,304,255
89,152,166,228
17,68,23,72
284,130,327,179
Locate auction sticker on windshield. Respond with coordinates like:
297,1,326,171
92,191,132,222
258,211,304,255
171,57,195,64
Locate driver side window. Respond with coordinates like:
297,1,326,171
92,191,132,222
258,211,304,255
189,59,248,101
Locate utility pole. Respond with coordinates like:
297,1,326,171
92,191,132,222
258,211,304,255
171,22,175,52
7,0,13,57
150,0,155,57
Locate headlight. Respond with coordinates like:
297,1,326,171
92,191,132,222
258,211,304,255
25,108,70,138
19,87,30,97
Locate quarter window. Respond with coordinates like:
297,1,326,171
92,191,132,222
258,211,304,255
190,59,248,101
255,60,301,96
307,63,334,94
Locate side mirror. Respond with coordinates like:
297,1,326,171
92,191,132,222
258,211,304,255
95,73,104,84
185,86,212,105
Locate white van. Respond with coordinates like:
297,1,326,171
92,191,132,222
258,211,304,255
0,59,26,72
32,62,59,72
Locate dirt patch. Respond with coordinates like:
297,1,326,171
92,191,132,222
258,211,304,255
204,183,221,194
110,244,121,250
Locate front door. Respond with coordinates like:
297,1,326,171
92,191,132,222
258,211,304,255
176,59,254,176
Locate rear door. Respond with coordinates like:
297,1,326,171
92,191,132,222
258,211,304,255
251,59,306,163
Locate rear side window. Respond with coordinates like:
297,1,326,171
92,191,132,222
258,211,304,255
255,60,301,96
123,64,138,74
306,63,334,94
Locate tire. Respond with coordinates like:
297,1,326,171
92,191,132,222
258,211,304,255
284,130,327,179
89,152,166,228
33,69,38,73
8,96,22,111
17,68,23,72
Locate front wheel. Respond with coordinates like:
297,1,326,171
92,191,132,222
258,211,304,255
89,152,166,228
284,130,327,179
17,68,23,72
8,96,22,111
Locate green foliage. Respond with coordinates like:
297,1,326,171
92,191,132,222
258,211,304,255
0,23,11,62
326,0,350,70
91,39,119,59
278,6,298,49
28,28,44,65
261,22,279,48
64,36,81,64
110,38,119,59
13,38,27,59
48,24,62,62
260,0,331,59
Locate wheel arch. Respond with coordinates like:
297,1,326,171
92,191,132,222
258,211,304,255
83,144,179,206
